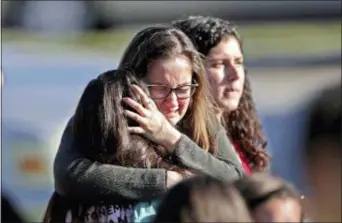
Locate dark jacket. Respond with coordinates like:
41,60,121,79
53,117,244,203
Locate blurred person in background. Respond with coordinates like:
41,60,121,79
154,175,253,223
43,69,192,222
52,25,244,221
233,172,304,222
172,16,269,175
304,83,341,222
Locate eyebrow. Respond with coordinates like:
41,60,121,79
207,56,244,62
147,81,192,86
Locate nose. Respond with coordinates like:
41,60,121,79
225,63,239,81
165,90,178,106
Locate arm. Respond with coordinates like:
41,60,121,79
122,86,243,181
171,126,244,182
53,117,167,203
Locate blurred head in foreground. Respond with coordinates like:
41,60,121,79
234,173,303,222
154,175,252,222
305,83,341,222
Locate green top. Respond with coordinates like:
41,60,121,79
53,116,244,203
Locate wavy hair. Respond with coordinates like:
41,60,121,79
172,16,269,170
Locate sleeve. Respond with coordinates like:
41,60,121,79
53,117,167,203
171,127,244,182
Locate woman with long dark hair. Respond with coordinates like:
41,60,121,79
44,69,190,222
172,16,270,174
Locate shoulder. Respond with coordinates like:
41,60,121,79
208,115,226,138
208,116,235,153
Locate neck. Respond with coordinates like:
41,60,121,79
215,109,223,123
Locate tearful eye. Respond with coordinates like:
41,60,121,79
147,84,197,99
176,86,191,93
147,85,171,99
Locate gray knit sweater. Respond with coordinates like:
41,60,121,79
53,117,244,203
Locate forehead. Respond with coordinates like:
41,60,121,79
146,55,193,85
207,37,243,59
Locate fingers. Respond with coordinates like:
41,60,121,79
124,110,147,127
131,84,155,109
128,126,146,134
123,97,148,117
184,171,194,177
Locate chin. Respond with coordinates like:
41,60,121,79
167,117,181,126
221,101,240,113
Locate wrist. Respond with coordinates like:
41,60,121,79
162,126,182,150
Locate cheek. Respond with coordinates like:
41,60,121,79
178,98,190,113
152,99,164,111
153,98,190,114
240,69,246,85
207,68,225,84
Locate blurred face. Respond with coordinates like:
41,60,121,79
204,37,245,116
252,197,302,222
307,141,341,222
145,55,193,125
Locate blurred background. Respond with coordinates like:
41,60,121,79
1,0,341,221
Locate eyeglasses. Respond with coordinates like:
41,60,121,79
146,84,198,99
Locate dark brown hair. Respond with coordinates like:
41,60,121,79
72,69,185,170
118,25,217,153
43,69,186,223
154,175,252,222
172,15,269,171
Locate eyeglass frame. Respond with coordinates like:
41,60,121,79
146,83,199,99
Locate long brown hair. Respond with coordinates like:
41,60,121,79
118,25,217,153
172,16,269,170
43,69,186,223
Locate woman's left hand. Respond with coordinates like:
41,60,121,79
122,84,181,149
